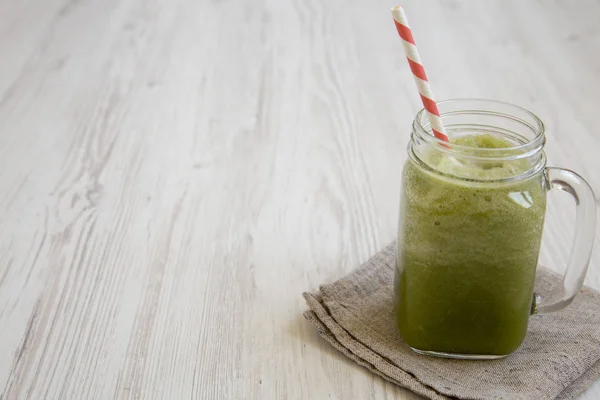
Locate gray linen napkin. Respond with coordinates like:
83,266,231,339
303,243,600,400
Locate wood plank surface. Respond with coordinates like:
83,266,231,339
0,0,599,398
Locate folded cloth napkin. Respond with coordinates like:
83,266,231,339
303,243,600,400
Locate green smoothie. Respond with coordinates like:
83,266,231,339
395,133,547,356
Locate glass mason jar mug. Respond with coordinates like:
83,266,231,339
394,99,596,359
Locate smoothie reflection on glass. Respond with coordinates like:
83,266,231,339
394,99,596,359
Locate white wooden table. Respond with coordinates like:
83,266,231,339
1,0,599,398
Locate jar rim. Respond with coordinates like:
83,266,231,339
413,98,546,160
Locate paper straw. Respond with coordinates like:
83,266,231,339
391,5,449,142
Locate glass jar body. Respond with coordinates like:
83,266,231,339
395,157,547,357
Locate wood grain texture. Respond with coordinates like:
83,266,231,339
0,0,599,398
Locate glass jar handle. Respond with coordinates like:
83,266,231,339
534,167,597,314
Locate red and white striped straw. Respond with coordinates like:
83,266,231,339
391,6,449,142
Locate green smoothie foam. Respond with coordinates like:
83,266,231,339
395,133,546,356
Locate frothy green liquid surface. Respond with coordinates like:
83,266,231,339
395,134,546,356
